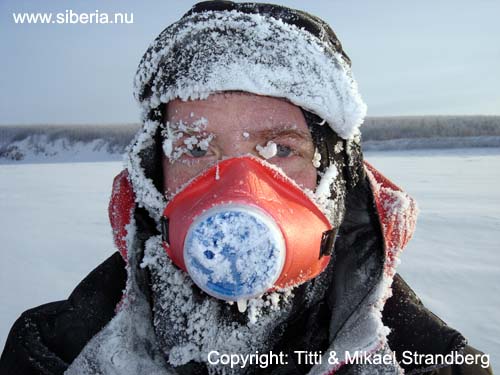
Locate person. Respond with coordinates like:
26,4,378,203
0,1,493,374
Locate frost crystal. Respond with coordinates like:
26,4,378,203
312,148,322,168
334,141,344,154
256,141,278,159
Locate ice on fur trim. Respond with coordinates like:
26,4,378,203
334,140,344,154
141,236,296,367
312,148,322,168
126,119,166,222
134,10,367,140
301,162,346,226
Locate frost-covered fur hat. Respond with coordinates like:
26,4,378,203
129,0,367,228
134,1,366,140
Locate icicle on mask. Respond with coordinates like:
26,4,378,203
160,156,338,302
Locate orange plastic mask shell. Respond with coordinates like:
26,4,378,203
162,156,332,289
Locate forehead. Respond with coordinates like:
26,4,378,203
166,92,309,133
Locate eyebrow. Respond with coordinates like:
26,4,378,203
250,128,312,142
168,123,313,144
167,121,209,136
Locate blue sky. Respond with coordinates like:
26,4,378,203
1,0,499,125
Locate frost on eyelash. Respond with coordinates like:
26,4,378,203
161,117,213,162
183,136,199,150
312,148,321,168
256,141,277,160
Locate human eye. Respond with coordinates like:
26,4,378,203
275,144,293,158
188,145,208,158
256,140,298,160
175,133,215,160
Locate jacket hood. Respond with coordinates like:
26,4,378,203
97,161,418,374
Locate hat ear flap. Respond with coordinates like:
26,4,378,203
344,135,365,190
135,108,165,197
302,109,364,192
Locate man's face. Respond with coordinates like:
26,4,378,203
162,92,317,196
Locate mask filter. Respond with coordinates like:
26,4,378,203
184,204,286,300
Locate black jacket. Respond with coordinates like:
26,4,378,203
0,251,492,375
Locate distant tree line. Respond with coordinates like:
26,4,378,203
1,116,499,160
0,124,140,155
361,115,500,141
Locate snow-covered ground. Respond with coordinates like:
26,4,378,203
0,149,498,370
367,148,500,370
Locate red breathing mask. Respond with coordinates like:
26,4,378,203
161,156,337,301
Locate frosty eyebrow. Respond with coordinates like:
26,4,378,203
167,122,213,142
175,128,209,137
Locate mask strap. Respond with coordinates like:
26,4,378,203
320,227,338,259
160,216,170,245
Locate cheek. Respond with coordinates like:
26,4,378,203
277,159,317,191
162,158,212,195
292,167,318,191
163,157,318,195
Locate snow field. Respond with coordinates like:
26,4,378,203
366,148,500,370
0,162,123,350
